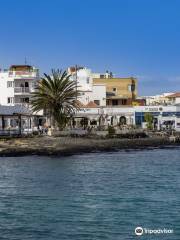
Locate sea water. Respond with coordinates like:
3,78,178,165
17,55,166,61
0,148,180,239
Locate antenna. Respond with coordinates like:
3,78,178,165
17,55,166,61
75,64,78,101
25,57,27,65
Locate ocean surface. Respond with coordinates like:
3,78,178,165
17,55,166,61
0,148,180,240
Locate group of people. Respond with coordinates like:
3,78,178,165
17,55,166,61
37,125,49,135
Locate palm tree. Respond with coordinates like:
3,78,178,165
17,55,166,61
31,69,79,129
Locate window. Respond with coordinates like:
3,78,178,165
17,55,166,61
7,81,13,88
113,88,117,92
94,100,100,105
7,97,14,104
106,99,110,105
112,100,118,105
128,84,136,92
86,77,90,84
25,82,29,87
20,98,29,103
122,99,127,105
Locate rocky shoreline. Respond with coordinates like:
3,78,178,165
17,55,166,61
0,136,179,157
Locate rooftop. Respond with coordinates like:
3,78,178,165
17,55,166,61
86,101,98,108
9,65,36,72
0,105,32,116
167,92,180,98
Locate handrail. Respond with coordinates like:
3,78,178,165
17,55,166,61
14,87,30,93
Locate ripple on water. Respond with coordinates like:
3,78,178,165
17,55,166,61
0,148,180,239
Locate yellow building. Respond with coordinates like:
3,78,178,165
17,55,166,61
93,76,137,106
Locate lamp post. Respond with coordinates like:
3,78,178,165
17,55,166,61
158,112,162,131
173,114,176,131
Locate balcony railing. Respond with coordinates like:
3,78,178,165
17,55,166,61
9,71,38,78
14,103,31,109
14,87,31,93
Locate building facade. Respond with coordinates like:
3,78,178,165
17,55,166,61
68,67,138,107
74,105,180,131
141,93,174,106
93,75,137,106
68,67,106,106
166,92,180,105
0,65,39,106
0,105,44,136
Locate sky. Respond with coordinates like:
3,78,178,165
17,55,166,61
0,0,180,95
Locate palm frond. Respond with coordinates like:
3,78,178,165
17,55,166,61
31,69,80,128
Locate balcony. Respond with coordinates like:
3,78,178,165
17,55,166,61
14,87,31,94
106,91,116,97
9,71,38,78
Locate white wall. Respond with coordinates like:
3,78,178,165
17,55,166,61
70,69,106,106
0,72,14,105
92,84,106,106
77,107,135,125
76,105,180,128
78,91,93,105
175,97,180,104
142,93,174,105
0,69,38,106
77,68,93,91
77,83,106,106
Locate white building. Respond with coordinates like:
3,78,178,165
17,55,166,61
68,67,106,106
166,92,180,105
141,92,174,106
92,84,106,106
91,70,113,79
75,105,180,131
0,65,39,106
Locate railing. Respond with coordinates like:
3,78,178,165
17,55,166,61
14,103,30,109
14,87,30,93
0,129,33,136
0,129,20,136
9,71,38,77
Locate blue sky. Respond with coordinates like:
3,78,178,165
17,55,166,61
0,0,180,95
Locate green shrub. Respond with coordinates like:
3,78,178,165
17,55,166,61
144,113,153,130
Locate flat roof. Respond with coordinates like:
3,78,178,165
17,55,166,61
0,105,32,116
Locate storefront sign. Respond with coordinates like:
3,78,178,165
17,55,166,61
145,107,163,112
